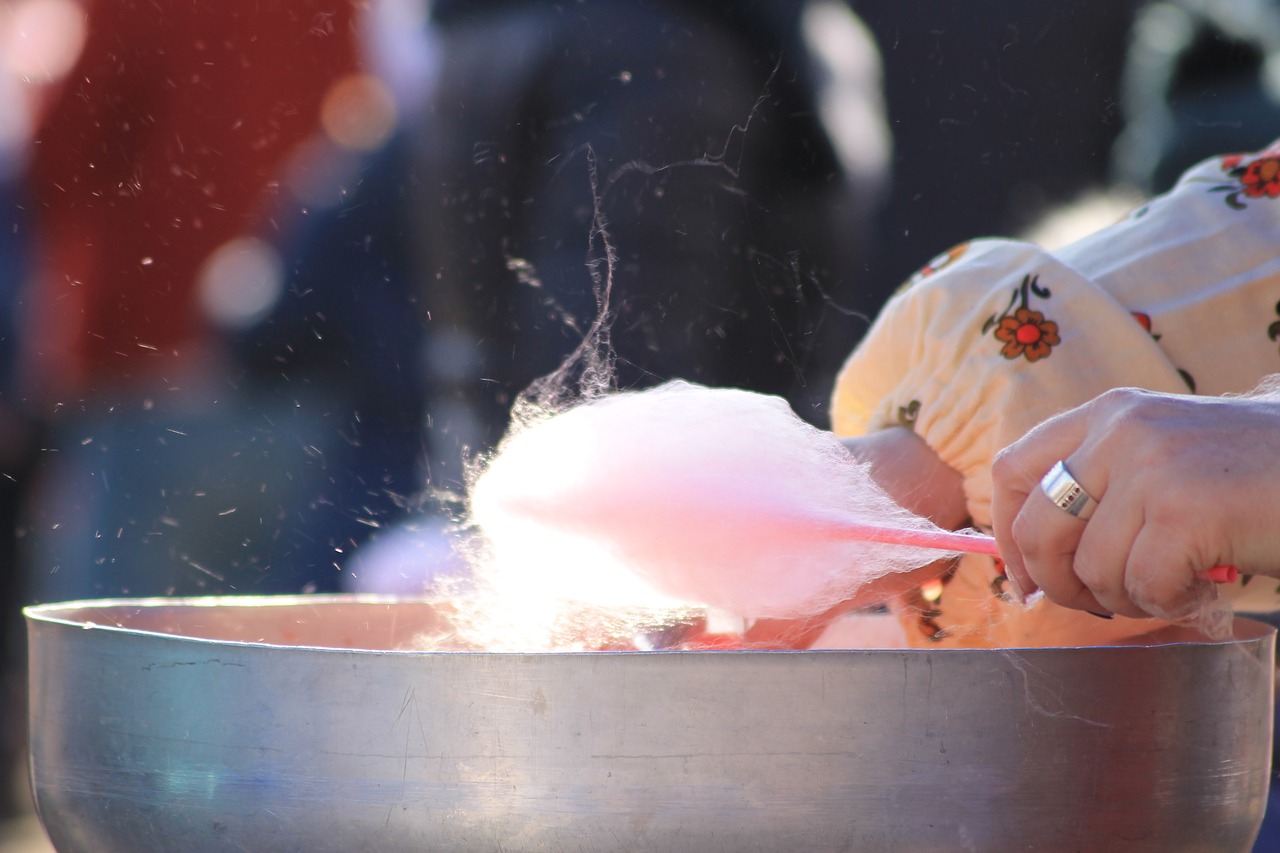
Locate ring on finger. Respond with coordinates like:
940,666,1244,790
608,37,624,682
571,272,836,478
1039,459,1096,521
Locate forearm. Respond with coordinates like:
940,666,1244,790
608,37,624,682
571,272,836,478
840,426,969,531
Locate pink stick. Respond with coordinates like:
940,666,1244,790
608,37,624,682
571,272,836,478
830,522,1001,556
833,523,1237,584
1201,565,1239,583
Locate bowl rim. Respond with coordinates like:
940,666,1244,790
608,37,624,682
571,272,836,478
24,594,1278,656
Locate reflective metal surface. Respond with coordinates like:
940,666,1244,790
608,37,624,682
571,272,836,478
26,595,1275,852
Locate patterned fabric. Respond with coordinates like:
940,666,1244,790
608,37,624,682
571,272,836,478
831,141,1280,648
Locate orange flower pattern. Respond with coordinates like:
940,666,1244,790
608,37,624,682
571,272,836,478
984,274,1059,362
1242,156,1280,198
995,307,1059,361
1213,145,1280,208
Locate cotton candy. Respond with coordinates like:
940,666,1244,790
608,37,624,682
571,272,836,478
468,380,968,620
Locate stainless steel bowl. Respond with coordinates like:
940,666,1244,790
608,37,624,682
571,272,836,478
26,595,1275,852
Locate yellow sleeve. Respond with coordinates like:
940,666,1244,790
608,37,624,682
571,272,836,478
830,238,1190,528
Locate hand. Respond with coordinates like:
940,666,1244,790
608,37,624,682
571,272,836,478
840,426,969,532
991,383,1280,620
747,427,968,647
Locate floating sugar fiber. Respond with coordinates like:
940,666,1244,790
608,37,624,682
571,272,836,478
468,380,984,620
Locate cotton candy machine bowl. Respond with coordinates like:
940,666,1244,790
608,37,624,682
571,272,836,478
25,595,1276,851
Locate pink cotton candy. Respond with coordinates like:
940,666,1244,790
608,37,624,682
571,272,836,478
468,380,974,620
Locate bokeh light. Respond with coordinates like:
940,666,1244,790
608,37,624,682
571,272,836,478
319,72,397,152
196,237,285,331
2,0,87,82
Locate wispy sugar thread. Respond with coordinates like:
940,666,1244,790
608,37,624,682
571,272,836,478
436,140,968,647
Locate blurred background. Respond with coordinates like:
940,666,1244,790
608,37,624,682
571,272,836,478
5,0,1280,848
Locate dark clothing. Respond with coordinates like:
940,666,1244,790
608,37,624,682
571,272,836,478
411,0,864,492
429,0,811,70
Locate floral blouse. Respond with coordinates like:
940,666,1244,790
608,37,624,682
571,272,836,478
830,141,1280,648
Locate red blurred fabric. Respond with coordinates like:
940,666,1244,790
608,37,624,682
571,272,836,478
23,0,361,402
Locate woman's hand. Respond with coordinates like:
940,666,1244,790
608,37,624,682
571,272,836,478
746,426,968,648
991,383,1280,619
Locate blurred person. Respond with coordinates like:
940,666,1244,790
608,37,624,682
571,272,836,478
0,143,34,826
0,2,72,817
411,0,886,474
228,120,436,597
848,0,1148,306
0,188,34,819
15,0,370,603
1111,0,1280,194
255,0,892,591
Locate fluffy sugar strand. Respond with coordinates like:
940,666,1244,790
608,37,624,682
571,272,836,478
468,380,963,620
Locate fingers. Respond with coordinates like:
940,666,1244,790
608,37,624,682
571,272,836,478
1123,523,1218,621
992,387,1245,622
1070,481,1149,618
991,396,1103,600
1005,486,1084,600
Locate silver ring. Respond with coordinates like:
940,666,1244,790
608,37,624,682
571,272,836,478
1039,460,1096,520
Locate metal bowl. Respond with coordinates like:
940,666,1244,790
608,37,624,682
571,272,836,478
26,595,1275,852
